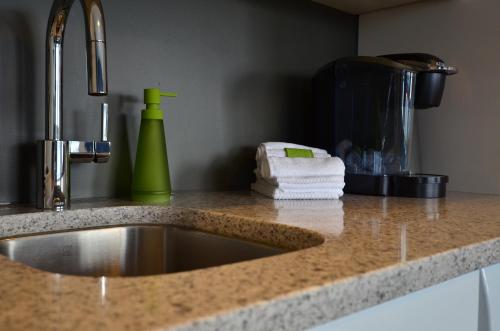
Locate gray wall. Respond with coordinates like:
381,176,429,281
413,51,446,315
359,0,498,194
0,0,357,203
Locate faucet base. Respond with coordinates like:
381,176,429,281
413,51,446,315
36,140,70,210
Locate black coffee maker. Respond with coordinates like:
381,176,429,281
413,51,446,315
312,54,457,198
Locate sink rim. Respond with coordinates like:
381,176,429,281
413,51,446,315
0,206,326,278
0,205,326,251
0,222,292,250
0,223,296,277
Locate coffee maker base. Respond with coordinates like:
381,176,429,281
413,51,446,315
345,174,449,198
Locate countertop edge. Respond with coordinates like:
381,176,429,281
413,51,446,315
170,236,500,331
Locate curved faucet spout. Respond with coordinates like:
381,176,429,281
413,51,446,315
46,0,108,140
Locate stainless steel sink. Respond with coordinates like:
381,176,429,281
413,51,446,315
0,225,288,277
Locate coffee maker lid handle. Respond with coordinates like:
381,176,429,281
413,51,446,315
379,53,458,75
434,62,457,75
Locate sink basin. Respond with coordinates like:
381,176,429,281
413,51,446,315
0,225,288,277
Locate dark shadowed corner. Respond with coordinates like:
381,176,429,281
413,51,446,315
108,94,138,199
0,11,36,204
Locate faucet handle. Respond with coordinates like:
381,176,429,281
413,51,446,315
69,141,95,163
68,103,111,163
95,102,111,163
101,102,109,142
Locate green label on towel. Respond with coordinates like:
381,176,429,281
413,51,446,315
284,148,314,158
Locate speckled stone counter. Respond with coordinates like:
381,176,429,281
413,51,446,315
1,191,500,330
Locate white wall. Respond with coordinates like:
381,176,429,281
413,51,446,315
359,0,500,194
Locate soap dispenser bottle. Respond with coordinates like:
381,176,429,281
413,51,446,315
132,88,177,202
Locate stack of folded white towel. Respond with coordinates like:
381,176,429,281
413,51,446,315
251,142,345,200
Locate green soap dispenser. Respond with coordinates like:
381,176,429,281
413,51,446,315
132,88,177,203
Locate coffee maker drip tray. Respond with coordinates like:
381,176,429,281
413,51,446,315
345,174,449,198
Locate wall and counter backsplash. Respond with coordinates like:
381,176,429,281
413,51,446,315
358,0,499,194
0,0,357,203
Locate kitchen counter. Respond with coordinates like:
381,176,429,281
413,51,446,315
1,191,500,330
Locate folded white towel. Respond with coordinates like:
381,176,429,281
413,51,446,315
258,156,345,179
257,174,345,190
251,180,344,200
256,142,330,160
270,181,345,191
273,199,344,210
256,172,344,186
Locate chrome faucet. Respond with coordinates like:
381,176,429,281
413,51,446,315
37,0,111,210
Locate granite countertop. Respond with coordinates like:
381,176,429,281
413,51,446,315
1,191,500,330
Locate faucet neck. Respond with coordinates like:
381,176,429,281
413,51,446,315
45,0,108,140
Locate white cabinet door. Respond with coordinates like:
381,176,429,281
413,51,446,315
310,271,479,331
480,263,500,331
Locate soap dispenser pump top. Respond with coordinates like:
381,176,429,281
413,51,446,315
142,88,177,119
